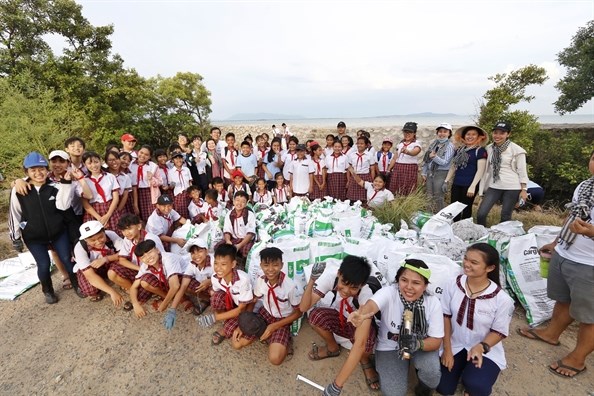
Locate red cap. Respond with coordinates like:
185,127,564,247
121,133,136,142
231,169,244,179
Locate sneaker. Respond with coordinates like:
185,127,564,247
44,292,58,304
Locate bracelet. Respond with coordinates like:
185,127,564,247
77,175,85,180
419,338,424,351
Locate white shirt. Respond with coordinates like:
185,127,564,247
395,142,422,165
216,189,229,207
188,198,207,220
441,275,514,369
211,268,253,306
136,251,187,280
223,209,256,239
167,166,192,196
253,189,273,205
272,185,290,204
290,158,314,194
281,150,297,180
146,209,181,236
78,172,119,204
119,231,165,265
313,266,373,319
348,150,377,174
371,286,444,351
311,158,326,176
73,231,124,272
223,146,238,179
364,182,394,208
236,153,258,178
376,151,394,173
183,255,214,283
325,153,348,174
200,140,227,156
129,161,158,188
254,273,302,318
115,172,133,196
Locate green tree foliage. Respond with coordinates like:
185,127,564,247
477,65,548,151
554,20,594,114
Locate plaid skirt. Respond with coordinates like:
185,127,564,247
257,164,266,179
389,163,419,196
173,192,190,220
309,307,376,353
211,290,239,338
347,173,372,202
77,265,109,297
326,173,347,201
83,201,122,235
137,187,154,223
310,174,327,201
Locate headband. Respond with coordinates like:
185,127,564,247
401,262,431,281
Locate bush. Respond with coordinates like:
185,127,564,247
372,189,428,230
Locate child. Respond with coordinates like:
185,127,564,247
236,140,258,186
349,172,394,209
167,152,192,219
120,133,138,161
118,151,135,214
227,169,252,207
195,244,254,345
341,135,355,156
188,135,209,193
232,247,302,365
255,135,268,179
212,176,229,208
262,138,284,190
376,138,394,189
282,136,299,183
289,144,314,197
253,177,273,206
105,150,132,215
73,221,131,306
130,145,161,222
325,140,349,201
117,213,165,270
389,122,422,196
8,152,85,304
203,189,224,222
324,134,337,158
222,132,238,186
130,239,189,328
346,136,376,203
155,148,173,195
272,172,291,205
64,136,87,175
179,237,213,315
221,190,255,258
310,144,327,200
80,151,121,233
145,194,187,251
187,185,207,223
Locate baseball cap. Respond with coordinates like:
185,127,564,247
382,138,393,144
231,169,244,179
238,312,268,338
402,122,418,133
79,220,104,240
337,121,346,128
296,144,307,151
121,133,137,142
492,121,512,132
157,195,173,205
436,123,452,131
48,150,70,161
171,152,184,159
23,152,48,169
185,237,208,252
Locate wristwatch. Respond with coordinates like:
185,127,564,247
480,342,491,354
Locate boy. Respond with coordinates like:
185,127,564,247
212,177,229,208
167,152,192,219
178,237,213,315
117,213,165,271
232,247,302,365
130,240,188,329
187,185,207,223
289,144,314,197
222,132,237,186
235,140,258,186
73,221,130,307
191,188,222,224
299,256,379,392
64,136,87,175
154,148,173,194
227,169,252,207
196,244,253,345
120,133,138,161
145,194,187,251
221,190,255,258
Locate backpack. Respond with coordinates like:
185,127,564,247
330,275,383,320
376,151,393,162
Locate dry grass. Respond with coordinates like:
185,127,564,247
372,189,429,230
479,203,565,230
0,188,12,260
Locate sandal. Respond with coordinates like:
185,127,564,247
89,294,103,302
123,301,133,311
192,300,210,316
62,277,72,290
361,361,381,392
549,360,587,378
211,331,226,346
308,342,341,361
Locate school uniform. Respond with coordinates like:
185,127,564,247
167,166,192,219
135,252,187,303
222,208,256,257
255,147,269,179
376,150,394,189
289,158,314,196
309,266,377,353
323,146,334,159
216,188,229,208
210,268,254,338
272,185,291,205
324,153,348,201
188,198,207,223
437,275,514,396
307,158,326,200
73,231,130,297
79,172,121,234
236,153,258,180
389,141,421,196
119,230,165,266
347,150,376,202
253,189,273,206
183,255,214,293
223,146,238,185
281,150,297,182
156,164,171,192
129,161,159,222
364,182,394,208
145,208,181,251
263,152,283,190
227,183,252,209
204,202,224,222
115,172,133,215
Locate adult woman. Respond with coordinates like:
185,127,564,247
421,123,455,212
187,135,209,193
437,243,514,396
444,126,488,221
476,121,528,226
389,122,422,196
205,138,224,185
177,133,192,154
349,259,443,396
262,138,284,190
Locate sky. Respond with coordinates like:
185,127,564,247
75,0,594,120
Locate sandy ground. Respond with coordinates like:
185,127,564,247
0,269,592,396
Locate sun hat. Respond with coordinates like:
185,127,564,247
454,126,489,145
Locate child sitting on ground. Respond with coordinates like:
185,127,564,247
221,190,256,259
187,185,207,223
231,247,302,365
196,244,254,345
145,194,187,251
252,177,273,206
272,172,291,205
178,237,213,315
117,213,165,272
202,189,224,222
212,177,229,208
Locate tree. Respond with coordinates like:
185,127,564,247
554,20,594,114
476,65,548,151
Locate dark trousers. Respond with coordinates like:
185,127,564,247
437,349,500,396
451,184,478,222
26,230,76,294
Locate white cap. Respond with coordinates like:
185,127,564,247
436,123,452,131
48,150,70,161
184,237,208,252
79,221,104,240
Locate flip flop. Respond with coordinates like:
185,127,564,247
123,301,133,311
308,342,341,361
211,331,226,346
516,328,560,346
549,360,587,378
89,294,103,302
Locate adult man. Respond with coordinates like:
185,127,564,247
200,126,227,154
335,121,348,140
120,133,138,160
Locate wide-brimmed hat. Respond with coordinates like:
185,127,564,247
454,125,489,146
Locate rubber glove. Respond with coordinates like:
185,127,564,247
196,313,216,328
322,381,342,396
164,308,177,331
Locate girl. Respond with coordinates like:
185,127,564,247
80,151,121,234
252,178,273,206
130,145,161,222
324,140,349,201
389,122,422,196
421,124,455,213
154,148,173,195
349,172,394,209
310,144,327,200
444,126,488,222
377,138,394,190
437,243,514,396
168,152,193,219
282,136,299,184
205,138,224,184
105,150,132,216
118,151,135,215
324,134,336,158
272,172,291,205
476,122,529,226
341,135,355,156
255,135,268,180
262,138,284,190
348,259,444,396
346,136,376,204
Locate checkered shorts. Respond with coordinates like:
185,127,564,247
258,306,291,347
310,174,327,201
109,262,137,282
326,173,347,201
347,173,372,202
77,266,109,297
83,201,122,236
173,192,190,220
136,273,168,303
389,163,419,196
137,188,154,222
308,307,376,353
211,290,240,338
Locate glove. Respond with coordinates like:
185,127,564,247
163,308,177,331
12,238,24,253
441,181,448,194
400,333,420,353
311,261,327,281
196,312,216,328
322,381,342,396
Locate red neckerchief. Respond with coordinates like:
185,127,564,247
275,186,285,202
193,198,204,208
219,189,226,202
90,244,114,257
313,158,322,175
257,190,267,203
159,164,169,185
289,151,296,161
175,167,185,189
381,152,389,171
259,148,267,159
355,152,365,170
368,188,383,203
88,173,108,202
230,208,245,236
227,147,236,166
206,205,217,220
157,209,173,229
130,230,147,263
149,260,167,286
342,147,349,155
339,298,354,330
217,269,240,310
137,163,145,183
455,275,501,330
266,272,286,318
332,153,341,173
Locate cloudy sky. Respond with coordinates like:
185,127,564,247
77,0,593,120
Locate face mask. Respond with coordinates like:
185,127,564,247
437,138,449,144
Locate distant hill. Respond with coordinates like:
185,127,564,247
226,113,306,121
